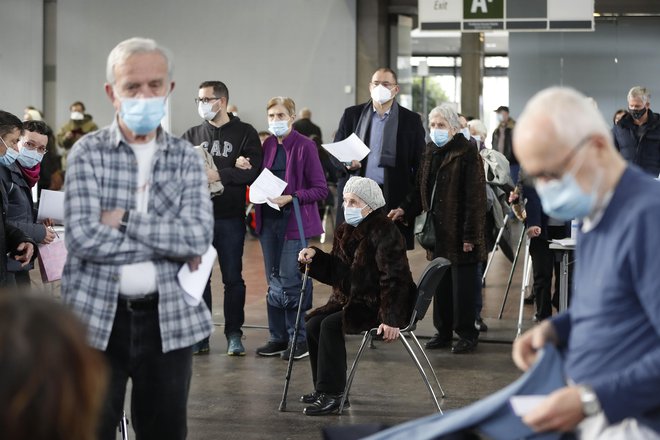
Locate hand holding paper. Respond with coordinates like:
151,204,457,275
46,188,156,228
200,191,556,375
37,190,65,225
178,245,217,307
321,133,370,163
249,168,288,210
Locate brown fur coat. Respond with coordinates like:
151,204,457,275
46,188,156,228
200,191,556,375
305,209,417,334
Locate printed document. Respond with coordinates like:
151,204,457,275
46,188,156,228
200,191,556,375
178,245,217,307
322,133,370,163
249,168,288,210
37,190,65,224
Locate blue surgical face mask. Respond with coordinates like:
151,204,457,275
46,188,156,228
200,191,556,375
344,206,365,226
17,146,43,168
118,95,167,135
0,138,19,167
430,129,450,147
460,127,471,140
535,170,598,221
268,120,290,137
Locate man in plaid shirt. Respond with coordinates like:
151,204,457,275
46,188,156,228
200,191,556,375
62,37,213,439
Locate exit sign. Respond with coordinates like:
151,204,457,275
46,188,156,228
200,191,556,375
419,0,594,32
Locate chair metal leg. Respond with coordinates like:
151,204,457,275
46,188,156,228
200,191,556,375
409,331,445,398
339,331,373,414
399,334,443,413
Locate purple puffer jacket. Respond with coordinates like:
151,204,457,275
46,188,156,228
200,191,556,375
255,129,328,239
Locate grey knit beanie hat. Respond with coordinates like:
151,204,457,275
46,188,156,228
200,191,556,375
343,176,386,210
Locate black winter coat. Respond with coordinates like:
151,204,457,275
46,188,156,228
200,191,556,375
305,208,417,334
0,182,35,286
333,101,426,249
613,111,660,176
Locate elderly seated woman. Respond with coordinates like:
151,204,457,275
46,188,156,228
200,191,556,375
297,176,417,416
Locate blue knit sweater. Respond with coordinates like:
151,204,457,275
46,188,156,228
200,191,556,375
552,166,660,430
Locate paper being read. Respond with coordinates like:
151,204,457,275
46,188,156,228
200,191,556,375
509,395,546,417
322,133,370,163
249,168,288,211
178,245,217,307
37,190,65,224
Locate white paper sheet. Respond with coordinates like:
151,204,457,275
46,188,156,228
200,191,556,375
177,245,217,307
321,133,370,163
550,238,576,247
509,395,546,417
248,168,288,210
37,190,65,224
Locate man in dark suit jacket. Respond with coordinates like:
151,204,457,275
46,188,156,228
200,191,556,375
332,67,426,249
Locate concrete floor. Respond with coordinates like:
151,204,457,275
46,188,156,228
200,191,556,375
39,221,540,440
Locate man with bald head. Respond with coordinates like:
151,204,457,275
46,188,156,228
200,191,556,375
293,107,323,141
512,87,660,438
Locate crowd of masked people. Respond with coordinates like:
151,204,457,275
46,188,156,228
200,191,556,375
0,36,658,439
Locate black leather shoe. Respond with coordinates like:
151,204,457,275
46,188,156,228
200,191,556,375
303,393,345,416
300,391,320,404
452,338,478,354
425,334,452,349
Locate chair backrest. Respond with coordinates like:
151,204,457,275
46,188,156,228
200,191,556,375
411,257,451,324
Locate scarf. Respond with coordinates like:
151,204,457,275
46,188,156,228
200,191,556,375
18,163,40,188
354,100,399,168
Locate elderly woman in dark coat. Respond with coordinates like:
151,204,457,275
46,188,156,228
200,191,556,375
390,103,487,355
297,176,417,416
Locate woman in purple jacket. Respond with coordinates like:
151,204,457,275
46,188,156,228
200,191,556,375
255,96,328,361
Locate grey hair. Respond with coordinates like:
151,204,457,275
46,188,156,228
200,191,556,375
428,104,461,130
515,86,611,151
627,86,650,104
467,119,487,137
106,37,174,84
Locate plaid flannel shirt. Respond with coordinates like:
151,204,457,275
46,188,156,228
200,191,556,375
62,119,214,353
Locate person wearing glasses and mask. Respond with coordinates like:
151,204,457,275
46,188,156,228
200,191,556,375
612,86,660,176
332,68,425,250
0,119,56,287
511,86,660,438
389,104,487,355
62,37,214,439
182,81,262,356
254,96,328,361
297,176,417,416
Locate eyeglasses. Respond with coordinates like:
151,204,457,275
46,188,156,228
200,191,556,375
370,81,397,89
22,140,47,154
528,135,592,183
194,97,221,105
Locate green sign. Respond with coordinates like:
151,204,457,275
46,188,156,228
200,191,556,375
463,0,504,19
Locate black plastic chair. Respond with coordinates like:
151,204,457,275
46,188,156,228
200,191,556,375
338,257,451,414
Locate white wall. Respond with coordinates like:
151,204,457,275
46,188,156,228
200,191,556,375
0,0,43,119
508,17,660,124
53,0,357,139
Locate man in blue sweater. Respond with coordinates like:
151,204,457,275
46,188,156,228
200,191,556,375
512,86,660,438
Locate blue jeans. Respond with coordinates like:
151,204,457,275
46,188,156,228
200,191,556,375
259,215,313,344
99,299,192,440
202,217,247,338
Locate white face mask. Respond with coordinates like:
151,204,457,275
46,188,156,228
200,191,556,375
198,102,218,121
473,134,482,142
460,127,471,140
71,111,84,121
370,85,392,105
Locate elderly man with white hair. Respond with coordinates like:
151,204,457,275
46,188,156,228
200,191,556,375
612,86,660,176
63,37,214,439
512,87,660,438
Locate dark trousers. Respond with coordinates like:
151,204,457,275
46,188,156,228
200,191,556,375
433,263,479,341
306,311,346,394
98,300,193,440
202,217,247,339
529,237,554,320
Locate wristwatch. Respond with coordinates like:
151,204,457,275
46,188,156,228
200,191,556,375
577,384,601,417
118,211,130,233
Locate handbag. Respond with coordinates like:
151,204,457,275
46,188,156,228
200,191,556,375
38,238,67,283
414,173,438,251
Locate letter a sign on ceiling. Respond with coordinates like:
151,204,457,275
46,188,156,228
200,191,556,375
463,0,503,19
